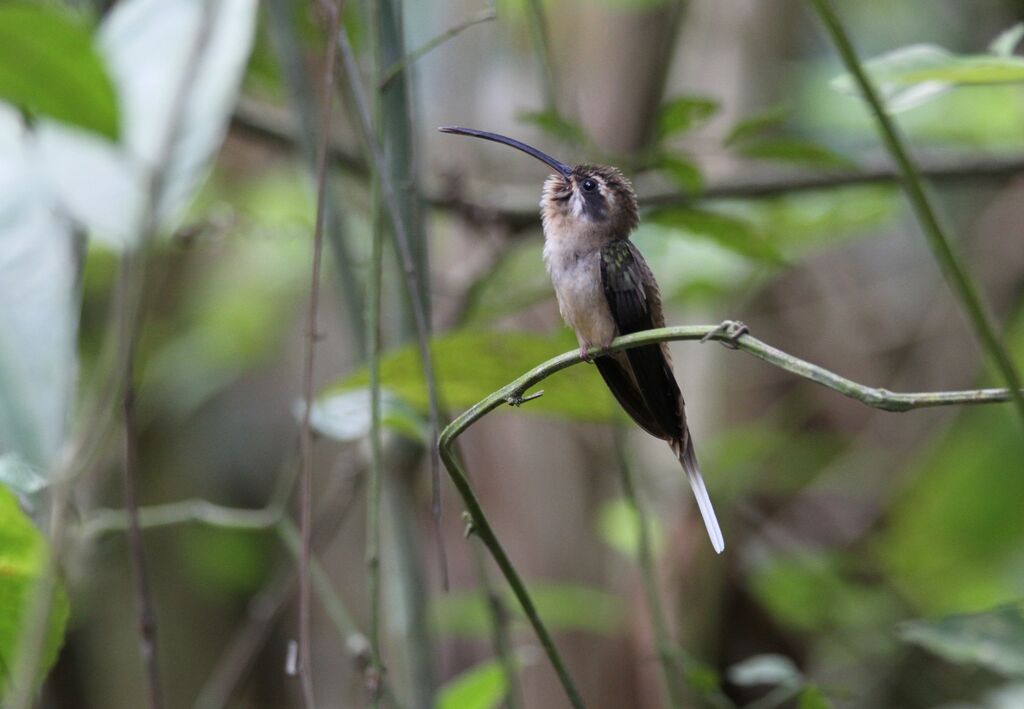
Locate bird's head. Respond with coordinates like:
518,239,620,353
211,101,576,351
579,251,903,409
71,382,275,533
440,126,639,238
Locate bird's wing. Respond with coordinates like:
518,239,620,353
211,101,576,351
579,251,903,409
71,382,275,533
598,240,685,440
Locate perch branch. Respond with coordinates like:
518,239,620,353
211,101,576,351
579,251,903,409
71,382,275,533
438,323,1022,709
807,0,1024,428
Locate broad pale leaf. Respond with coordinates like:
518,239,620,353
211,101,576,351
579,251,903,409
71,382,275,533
0,107,77,491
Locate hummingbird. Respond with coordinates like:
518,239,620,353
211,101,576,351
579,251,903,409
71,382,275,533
440,126,724,554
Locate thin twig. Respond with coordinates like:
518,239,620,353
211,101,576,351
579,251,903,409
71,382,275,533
230,99,1024,232
807,0,1024,429
336,25,446,586
379,8,496,88
365,77,386,709
612,427,684,709
438,323,1023,708
298,1,344,705
119,305,163,709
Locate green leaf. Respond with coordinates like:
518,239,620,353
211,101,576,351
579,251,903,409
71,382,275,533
656,153,704,193
798,685,832,709
656,95,718,139
596,498,664,561
727,654,802,688
462,242,553,326
724,104,790,146
518,110,587,145
438,651,536,709
179,527,271,598
831,44,1024,113
648,207,785,265
0,4,118,139
329,330,617,423
736,137,853,169
898,603,1024,677
432,583,622,638
989,23,1024,58
0,486,70,694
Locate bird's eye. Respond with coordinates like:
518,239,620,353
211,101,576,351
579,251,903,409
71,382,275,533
581,178,598,192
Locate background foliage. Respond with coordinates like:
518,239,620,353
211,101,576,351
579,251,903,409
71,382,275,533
1,0,1023,707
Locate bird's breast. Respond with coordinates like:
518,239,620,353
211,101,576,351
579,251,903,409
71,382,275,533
543,236,616,348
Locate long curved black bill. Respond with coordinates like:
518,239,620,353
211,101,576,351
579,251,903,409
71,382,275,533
439,126,573,178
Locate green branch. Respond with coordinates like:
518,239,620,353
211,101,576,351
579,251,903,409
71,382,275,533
807,0,1024,429
438,322,1022,709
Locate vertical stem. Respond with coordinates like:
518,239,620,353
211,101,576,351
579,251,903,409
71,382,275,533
523,0,558,111
469,544,522,709
119,252,164,709
438,446,587,709
807,0,1024,430
613,427,684,709
264,0,367,361
298,1,343,705
365,97,386,709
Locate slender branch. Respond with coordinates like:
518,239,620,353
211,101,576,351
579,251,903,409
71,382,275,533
365,45,386,709
119,332,163,709
379,8,496,88
265,0,367,360
807,0,1024,428
81,498,282,539
297,1,343,705
438,322,1022,708
613,427,684,709
229,101,1024,231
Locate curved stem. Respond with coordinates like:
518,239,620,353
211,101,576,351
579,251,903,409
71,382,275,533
807,0,1024,429
438,323,1021,709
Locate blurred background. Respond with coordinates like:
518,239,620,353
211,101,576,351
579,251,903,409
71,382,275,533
2,0,1024,707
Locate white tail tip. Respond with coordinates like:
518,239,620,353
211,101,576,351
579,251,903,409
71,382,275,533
680,444,725,553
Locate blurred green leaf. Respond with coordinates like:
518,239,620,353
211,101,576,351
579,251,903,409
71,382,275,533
179,527,271,598
462,241,552,326
799,685,832,709
0,486,69,694
648,207,785,265
438,658,508,709
989,23,1024,58
432,583,622,638
656,153,704,193
724,104,790,146
727,653,802,687
682,659,722,697
438,650,536,709
0,4,118,139
307,388,426,444
330,330,617,422
901,602,1024,680
596,497,664,561
831,44,1024,113
881,322,1024,613
750,552,894,633
518,110,587,145
898,603,1024,677
656,95,718,139
0,455,47,497
736,137,853,169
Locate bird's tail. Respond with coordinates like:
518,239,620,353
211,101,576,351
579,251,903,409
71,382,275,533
672,437,725,554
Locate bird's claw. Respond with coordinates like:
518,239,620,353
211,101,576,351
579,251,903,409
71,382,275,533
701,320,749,350
579,345,593,363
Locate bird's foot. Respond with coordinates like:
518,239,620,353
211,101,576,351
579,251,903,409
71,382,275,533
579,344,594,362
701,320,749,350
